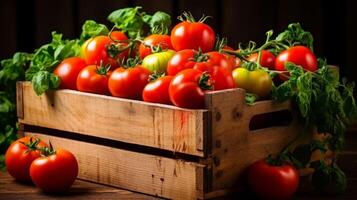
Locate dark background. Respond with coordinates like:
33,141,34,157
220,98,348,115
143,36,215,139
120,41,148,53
1,0,356,81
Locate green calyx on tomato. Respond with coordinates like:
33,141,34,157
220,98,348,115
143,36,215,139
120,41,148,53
19,137,42,152
177,11,211,23
39,141,57,157
148,72,165,82
198,72,213,90
96,62,111,75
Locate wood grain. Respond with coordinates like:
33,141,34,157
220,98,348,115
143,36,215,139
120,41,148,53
204,88,301,191
25,132,205,200
18,82,207,157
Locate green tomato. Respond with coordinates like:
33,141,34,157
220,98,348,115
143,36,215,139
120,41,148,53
232,68,272,98
142,50,175,73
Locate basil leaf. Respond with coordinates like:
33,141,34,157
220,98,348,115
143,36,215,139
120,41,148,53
108,6,145,38
80,20,109,41
31,71,60,95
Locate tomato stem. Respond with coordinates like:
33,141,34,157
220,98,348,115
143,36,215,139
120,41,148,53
198,72,213,90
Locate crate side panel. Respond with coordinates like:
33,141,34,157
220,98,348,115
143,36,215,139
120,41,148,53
19,82,206,157
25,132,204,200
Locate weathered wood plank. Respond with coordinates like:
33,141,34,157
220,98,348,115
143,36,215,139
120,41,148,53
204,88,301,191
18,82,207,157
0,171,159,200
25,132,205,200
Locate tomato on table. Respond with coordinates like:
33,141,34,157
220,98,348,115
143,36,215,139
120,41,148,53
53,57,87,90
143,74,173,104
169,69,213,109
275,45,317,71
77,64,111,95
247,50,276,70
108,64,151,100
171,13,215,52
138,34,173,59
248,158,299,200
81,31,129,69
30,148,78,193
5,136,48,182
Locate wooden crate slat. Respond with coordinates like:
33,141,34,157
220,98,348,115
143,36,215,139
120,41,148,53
18,82,207,157
25,132,205,200
205,88,301,191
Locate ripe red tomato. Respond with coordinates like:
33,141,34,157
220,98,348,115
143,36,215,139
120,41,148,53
193,62,235,90
81,31,129,69
143,75,173,104
248,159,299,200
275,46,317,71
30,149,78,193
5,136,48,182
167,49,196,76
77,65,110,95
167,50,233,76
108,66,151,100
171,18,215,52
248,50,276,70
169,69,212,109
53,57,87,90
138,34,173,59
206,51,234,71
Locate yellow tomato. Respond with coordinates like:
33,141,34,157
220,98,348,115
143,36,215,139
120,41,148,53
232,68,272,98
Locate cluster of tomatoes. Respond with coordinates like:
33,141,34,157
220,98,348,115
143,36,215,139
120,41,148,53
54,15,318,109
5,136,78,193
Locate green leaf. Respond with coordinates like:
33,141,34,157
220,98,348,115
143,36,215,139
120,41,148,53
275,23,314,50
80,20,109,41
31,71,60,95
311,161,347,194
108,6,145,38
245,93,258,105
146,11,171,35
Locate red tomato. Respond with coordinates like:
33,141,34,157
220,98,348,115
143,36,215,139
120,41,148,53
167,50,233,76
81,31,129,69
248,159,299,200
193,62,235,90
206,51,234,71
167,49,197,76
138,34,173,59
222,46,239,69
53,57,87,90
77,65,110,95
143,76,173,104
169,69,212,109
108,66,151,100
171,19,215,52
248,50,276,70
30,149,78,193
5,136,48,182
275,46,317,71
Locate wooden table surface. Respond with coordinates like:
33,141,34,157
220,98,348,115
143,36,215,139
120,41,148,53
1,128,356,200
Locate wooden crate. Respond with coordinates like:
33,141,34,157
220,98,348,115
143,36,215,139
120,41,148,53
17,81,301,199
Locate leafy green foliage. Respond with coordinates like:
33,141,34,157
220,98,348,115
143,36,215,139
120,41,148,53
275,23,314,50
80,20,109,41
25,32,81,95
273,62,356,151
108,7,171,38
143,11,171,35
311,161,347,194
